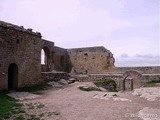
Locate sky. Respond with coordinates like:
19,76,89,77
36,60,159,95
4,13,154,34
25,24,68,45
0,0,159,67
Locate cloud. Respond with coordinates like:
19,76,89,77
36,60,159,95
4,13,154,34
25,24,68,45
0,0,80,29
0,0,131,45
115,54,160,67
120,53,129,58
0,0,159,67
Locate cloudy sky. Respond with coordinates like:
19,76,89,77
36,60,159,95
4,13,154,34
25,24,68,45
0,0,159,67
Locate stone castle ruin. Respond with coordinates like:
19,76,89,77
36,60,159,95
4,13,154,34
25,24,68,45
0,21,160,90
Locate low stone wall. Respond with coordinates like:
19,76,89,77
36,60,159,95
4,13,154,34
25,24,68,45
142,74,160,82
71,74,123,90
115,66,160,74
41,72,69,82
71,73,160,91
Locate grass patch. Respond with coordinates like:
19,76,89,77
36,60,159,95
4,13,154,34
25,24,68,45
26,103,35,109
36,103,45,109
48,111,60,116
0,91,53,120
39,113,44,117
79,86,101,91
17,83,51,92
148,79,160,83
15,114,25,120
0,91,23,119
12,107,25,114
28,115,40,120
144,79,160,87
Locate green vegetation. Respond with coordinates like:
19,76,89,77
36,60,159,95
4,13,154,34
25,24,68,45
28,103,35,109
144,79,160,87
79,86,101,91
26,102,45,110
17,83,51,92
147,79,160,83
28,115,41,120
48,111,60,116
39,113,44,117
0,91,60,120
99,78,115,85
36,103,45,109
15,114,25,120
94,78,118,92
0,91,23,119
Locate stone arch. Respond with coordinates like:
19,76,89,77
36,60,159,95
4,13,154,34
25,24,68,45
8,63,18,90
41,46,51,72
123,70,142,78
122,70,143,90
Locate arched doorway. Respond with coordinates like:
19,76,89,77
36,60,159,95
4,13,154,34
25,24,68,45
123,70,142,90
8,63,18,90
41,47,50,72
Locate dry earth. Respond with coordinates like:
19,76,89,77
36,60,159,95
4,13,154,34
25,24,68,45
8,82,160,120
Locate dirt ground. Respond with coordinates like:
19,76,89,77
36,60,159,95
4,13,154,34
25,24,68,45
9,82,160,120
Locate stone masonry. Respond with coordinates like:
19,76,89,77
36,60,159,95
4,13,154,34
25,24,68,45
0,20,159,90
0,21,115,90
67,47,115,74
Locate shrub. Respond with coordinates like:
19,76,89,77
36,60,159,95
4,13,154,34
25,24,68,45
94,78,117,92
79,86,101,91
148,79,160,83
144,79,160,87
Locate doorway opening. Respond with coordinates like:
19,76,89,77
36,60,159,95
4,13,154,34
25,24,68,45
8,63,18,90
41,47,50,72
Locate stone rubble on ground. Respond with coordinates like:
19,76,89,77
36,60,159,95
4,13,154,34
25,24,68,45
98,87,107,92
93,92,132,102
48,81,63,88
7,92,41,100
132,87,160,101
68,77,78,84
58,79,69,85
77,82,97,88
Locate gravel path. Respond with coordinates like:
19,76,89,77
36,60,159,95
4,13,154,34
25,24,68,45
9,82,160,120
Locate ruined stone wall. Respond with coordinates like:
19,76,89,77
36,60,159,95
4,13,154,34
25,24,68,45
1,20,159,90
71,73,160,90
41,39,55,72
115,66,160,74
41,72,69,82
67,46,115,74
53,46,69,72
40,42,69,72
0,21,43,89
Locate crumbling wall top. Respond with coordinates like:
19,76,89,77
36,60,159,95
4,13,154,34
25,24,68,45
67,46,112,53
0,20,41,37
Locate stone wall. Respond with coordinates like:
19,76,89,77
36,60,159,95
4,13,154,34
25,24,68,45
67,46,115,74
40,41,69,72
1,20,159,91
0,21,43,89
53,46,69,72
41,39,55,72
41,72,69,82
71,73,160,91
